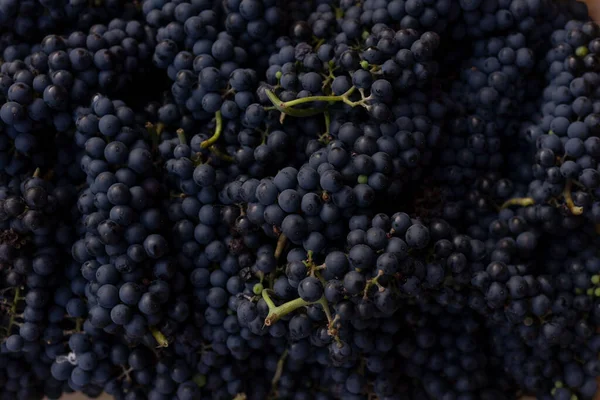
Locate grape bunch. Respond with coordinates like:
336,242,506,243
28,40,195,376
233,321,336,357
0,0,139,42
2,1,600,400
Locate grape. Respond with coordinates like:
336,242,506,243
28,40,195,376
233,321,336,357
143,234,168,259
343,271,366,295
297,277,323,302
405,224,430,249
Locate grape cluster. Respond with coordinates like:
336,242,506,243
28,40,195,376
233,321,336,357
431,33,540,199
0,0,139,42
522,20,600,221
71,95,186,345
260,24,442,122
0,171,77,399
145,0,277,121
0,19,156,178
3,1,600,400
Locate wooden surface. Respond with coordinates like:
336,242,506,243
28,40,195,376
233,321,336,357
60,1,600,400
589,0,600,22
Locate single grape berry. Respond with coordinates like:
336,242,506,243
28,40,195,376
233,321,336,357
298,276,323,302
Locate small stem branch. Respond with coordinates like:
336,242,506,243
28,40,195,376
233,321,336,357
314,263,326,271
316,296,334,330
270,349,288,390
118,367,133,381
146,122,159,153
329,315,341,340
263,296,311,326
319,111,332,144
303,251,314,268
274,234,287,261
363,270,385,299
262,290,277,310
500,197,535,209
10,287,19,313
5,287,21,336
149,326,169,348
268,273,275,290
176,128,186,144
563,180,584,215
200,111,223,149
208,145,233,162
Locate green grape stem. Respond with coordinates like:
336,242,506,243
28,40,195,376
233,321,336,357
145,122,160,152
274,234,287,261
265,87,370,117
563,180,584,215
176,128,186,144
200,111,223,149
149,326,169,348
262,290,335,333
262,291,312,326
208,145,234,162
4,287,21,338
270,349,289,393
274,86,366,108
363,269,385,299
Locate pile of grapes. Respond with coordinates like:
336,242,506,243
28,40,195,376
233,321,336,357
3,0,600,399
